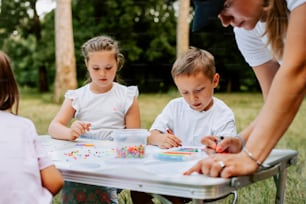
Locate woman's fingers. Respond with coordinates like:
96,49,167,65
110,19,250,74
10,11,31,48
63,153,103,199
184,152,259,178
183,160,203,175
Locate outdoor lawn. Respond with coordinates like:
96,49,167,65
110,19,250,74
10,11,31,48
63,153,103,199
19,90,306,204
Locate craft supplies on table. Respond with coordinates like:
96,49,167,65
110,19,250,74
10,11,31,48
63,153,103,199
112,129,149,158
38,135,297,204
154,147,206,161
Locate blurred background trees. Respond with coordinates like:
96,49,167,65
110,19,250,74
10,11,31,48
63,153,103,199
0,0,259,101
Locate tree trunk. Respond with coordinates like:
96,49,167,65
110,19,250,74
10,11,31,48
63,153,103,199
54,0,77,103
39,65,49,92
176,0,190,57
30,0,49,92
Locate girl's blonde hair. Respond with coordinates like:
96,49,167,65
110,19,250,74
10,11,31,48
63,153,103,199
171,47,216,82
81,35,125,82
263,0,288,60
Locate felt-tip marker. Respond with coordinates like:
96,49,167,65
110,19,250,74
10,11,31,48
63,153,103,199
216,136,224,153
75,143,94,147
218,136,224,144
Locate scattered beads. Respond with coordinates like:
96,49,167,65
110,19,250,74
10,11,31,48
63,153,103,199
63,148,115,161
116,145,145,158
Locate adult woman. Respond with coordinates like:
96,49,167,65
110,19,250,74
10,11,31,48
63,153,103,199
185,0,306,178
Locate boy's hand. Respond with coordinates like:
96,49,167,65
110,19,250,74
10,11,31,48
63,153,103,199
201,135,219,154
158,133,182,149
69,120,91,140
201,135,242,154
216,136,242,153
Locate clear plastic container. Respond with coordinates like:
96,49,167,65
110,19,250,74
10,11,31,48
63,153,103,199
112,129,149,158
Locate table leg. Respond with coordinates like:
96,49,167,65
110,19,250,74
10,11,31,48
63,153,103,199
192,191,238,204
191,199,203,204
274,167,287,204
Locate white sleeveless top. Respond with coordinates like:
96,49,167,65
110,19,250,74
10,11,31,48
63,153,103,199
65,82,138,140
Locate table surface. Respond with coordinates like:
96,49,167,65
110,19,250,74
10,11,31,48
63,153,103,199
38,135,298,200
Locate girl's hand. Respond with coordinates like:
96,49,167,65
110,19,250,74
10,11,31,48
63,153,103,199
69,120,91,140
183,151,258,178
201,136,242,154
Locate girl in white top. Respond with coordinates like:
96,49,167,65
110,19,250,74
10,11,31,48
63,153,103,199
148,47,237,149
0,51,64,204
48,36,140,203
64,82,139,140
185,0,306,178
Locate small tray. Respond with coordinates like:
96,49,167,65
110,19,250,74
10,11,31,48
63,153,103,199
154,146,206,161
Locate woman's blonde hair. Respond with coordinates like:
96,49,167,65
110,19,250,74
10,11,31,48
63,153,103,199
263,0,289,60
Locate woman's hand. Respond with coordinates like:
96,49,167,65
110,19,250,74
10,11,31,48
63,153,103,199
183,151,259,178
201,136,243,154
69,120,91,140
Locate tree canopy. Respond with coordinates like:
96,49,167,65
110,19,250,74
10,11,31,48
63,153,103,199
0,0,259,93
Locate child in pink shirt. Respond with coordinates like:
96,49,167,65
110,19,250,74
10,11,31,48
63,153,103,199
0,51,64,204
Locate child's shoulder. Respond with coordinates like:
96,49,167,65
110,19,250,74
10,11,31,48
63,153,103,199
113,82,139,96
65,84,90,98
169,97,184,103
212,97,234,113
167,97,186,107
1,111,35,130
213,96,228,106
114,82,137,89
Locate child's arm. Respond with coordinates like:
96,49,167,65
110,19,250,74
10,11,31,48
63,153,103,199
148,129,182,149
125,96,141,128
48,99,90,140
40,165,64,196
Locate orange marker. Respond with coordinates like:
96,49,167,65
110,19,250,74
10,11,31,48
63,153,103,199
75,143,94,147
84,143,94,147
215,136,224,153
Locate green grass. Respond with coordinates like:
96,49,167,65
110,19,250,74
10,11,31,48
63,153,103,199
19,90,306,204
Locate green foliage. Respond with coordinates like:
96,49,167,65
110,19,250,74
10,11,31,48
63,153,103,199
2,35,38,86
70,0,177,92
0,0,55,90
0,0,30,45
0,0,258,93
36,11,56,86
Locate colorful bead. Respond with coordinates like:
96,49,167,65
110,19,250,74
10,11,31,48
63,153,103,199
116,144,145,158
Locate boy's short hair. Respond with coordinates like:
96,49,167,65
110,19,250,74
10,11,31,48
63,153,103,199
171,47,216,81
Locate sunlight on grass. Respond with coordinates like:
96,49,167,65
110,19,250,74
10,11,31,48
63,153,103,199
19,91,305,203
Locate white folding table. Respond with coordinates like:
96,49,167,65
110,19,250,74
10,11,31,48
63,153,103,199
38,135,297,204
